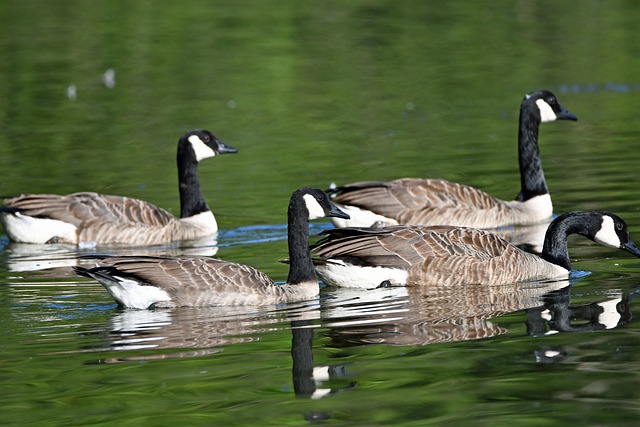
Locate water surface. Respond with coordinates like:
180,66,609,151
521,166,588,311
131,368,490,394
2,1,640,426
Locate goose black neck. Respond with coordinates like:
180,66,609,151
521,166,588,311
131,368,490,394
177,141,210,218
516,100,548,201
286,196,317,285
541,212,596,271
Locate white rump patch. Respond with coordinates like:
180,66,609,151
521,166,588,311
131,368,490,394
0,212,78,244
316,260,408,288
594,215,621,249
597,297,622,329
188,134,216,161
303,194,326,220
102,275,172,309
536,98,557,123
329,204,398,228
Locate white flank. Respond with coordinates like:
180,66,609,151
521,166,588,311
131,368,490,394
316,260,408,288
102,275,172,309
0,212,78,244
522,193,553,222
597,297,623,329
180,210,218,234
303,194,326,220
536,99,558,123
188,134,216,161
594,215,621,249
329,204,398,228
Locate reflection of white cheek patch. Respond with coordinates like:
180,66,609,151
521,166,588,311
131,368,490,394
597,297,623,329
536,99,557,123
188,135,216,161
303,194,325,220
594,216,621,248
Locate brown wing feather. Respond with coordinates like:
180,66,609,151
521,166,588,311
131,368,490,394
312,225,512,268
313,225,561,285
4,192,175,227
96,256,281,306
333,179,513,226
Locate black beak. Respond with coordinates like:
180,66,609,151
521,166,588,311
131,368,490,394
623,239,640,257
217,139,239,154
556,108,578,121
328,202,350,220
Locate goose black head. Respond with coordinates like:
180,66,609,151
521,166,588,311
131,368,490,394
592,212,640,257
183,129,239,162
524,90,578,123
295,187,350,221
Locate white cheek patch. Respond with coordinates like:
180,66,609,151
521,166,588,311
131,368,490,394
188,135,216,161
303,194,326,220
594,215,622,249
536,99,557,123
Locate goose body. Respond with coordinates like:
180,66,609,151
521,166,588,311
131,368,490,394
74,187,350,308
0,129,237,246
311,211,640,288
329,90,577,228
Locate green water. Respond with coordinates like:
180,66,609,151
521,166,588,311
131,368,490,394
2,1,640,425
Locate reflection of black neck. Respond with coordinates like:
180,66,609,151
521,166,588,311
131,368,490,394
526,288,631,335
286,195,316,285
291,321,316,398
177,141,209,218
516,99,547,201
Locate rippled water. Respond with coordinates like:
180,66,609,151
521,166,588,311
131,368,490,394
3,1,640,426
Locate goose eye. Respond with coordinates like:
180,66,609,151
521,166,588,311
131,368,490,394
317,194,325,202
547,96,556,104
616,222,623,231
202,134,210,142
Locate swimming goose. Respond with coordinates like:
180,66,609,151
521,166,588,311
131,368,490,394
329,90,577,228
73,187,350,308
311,211,640,288
0,129,237,246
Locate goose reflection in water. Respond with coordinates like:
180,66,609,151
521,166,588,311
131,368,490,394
91,301,319,362
0,236,219,276
320,279,635,347
527,287,633,335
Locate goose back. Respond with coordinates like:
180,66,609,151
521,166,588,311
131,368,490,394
331,179,552,228
312,225,566,287
77,256,318,308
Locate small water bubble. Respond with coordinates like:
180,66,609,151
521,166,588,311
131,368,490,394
67,84,77,101
405,102,414,111
102,68,116,89
227,100,237,109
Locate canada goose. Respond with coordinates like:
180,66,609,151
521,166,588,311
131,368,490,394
311,211,640,288
0,129,237,246
73,187,350,309
329,90,577,228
